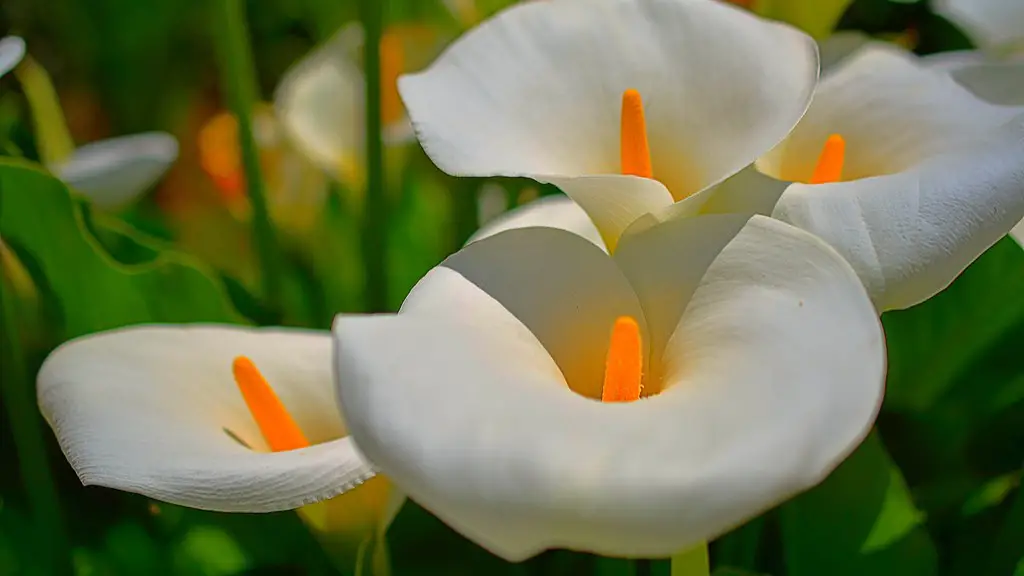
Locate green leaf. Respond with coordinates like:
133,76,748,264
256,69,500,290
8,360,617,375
883,237,1024,414
779,432,937,576
879,238,1024,515
0,159,242,339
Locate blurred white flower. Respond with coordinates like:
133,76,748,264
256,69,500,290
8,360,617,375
9,37,178,209
0,36,26,78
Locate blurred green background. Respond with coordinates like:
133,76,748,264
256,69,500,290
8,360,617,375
0,0,1021,574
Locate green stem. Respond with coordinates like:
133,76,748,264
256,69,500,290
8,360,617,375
0,272,71,575
214,0,282,314
452,178,480,251
360,0,389,312
671,541,710,576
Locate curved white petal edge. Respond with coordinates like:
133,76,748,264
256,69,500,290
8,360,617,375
38,325,376,512
333,215,885,560
773,113,1024,312
469,194,607,251
54,132,179,209
0,36,26,78
399,0,818,202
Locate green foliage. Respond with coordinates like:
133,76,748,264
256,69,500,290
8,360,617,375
0,159,243,339
1,0,1022,573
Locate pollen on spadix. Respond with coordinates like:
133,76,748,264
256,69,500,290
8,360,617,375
231,356,309,452
601,316,644,403
620,89,653,179
810,134,846,184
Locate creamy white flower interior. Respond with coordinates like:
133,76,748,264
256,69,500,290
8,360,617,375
399,0,818,249
53,132,180,209
38,325,376,512
0,36,26,78
760,45,1024,310
334,215,885,560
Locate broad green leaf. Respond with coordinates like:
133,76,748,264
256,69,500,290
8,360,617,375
779,432,937,576
883,237,1024,414
0,159,241,338
879,238,1024,517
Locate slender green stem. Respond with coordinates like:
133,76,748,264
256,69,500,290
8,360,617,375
360,0,388,312
452,178,480,251
214,0,282,314
671,541,710,576
0,273,71,575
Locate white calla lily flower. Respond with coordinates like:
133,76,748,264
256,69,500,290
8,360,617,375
759,45,1024,311
53,132,179,209
0,36,25,78
333,214,885,561
399,0,818,251
39,325,397,562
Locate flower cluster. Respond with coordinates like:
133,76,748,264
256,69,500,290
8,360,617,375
35,0,1023,569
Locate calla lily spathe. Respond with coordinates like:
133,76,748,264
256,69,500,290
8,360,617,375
333,213,885,561
38,326,398,565
399,0,818,251
930,0,1024,106
759,45,1024,311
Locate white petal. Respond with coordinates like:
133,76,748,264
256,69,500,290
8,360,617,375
0,36,26,78
405,227,647,399
656,165,791,221
773,113,1024,311
469,194,606,251
275,26,365,179
542,175,674,251
400,0,818,200
758,45,1019,183
933,0,1024,52
334,217,883,561
948,58,1024,106
613,213,750,387
38,325,376,512
54,132,179,209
